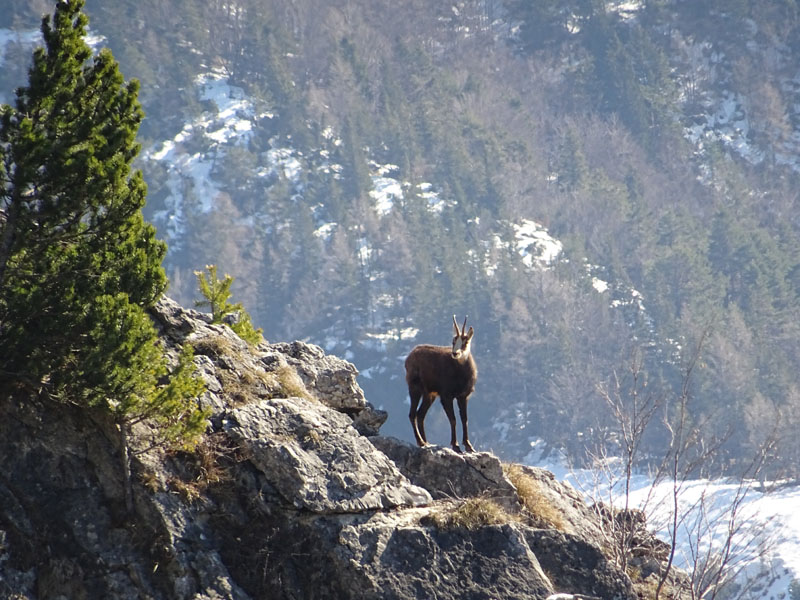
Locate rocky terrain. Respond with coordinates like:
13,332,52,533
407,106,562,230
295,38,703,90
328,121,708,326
0,297,687,599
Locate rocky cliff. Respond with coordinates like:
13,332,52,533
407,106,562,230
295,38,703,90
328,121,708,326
0,297,687,599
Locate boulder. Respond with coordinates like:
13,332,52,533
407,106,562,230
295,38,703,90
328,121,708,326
330,513,553,599
152,297,387,433
224,398,431,512
525,528,637,600
370,436,519,509
267,341,366,412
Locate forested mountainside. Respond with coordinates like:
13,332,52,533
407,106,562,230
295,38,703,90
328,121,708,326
4,0,800,474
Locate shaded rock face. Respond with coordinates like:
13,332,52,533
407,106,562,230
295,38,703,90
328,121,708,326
525,529,637,600
333,516,553,600
0,400,116,599
0,296,688,600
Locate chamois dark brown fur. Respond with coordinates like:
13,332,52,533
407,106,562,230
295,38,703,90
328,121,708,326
405,316,477,453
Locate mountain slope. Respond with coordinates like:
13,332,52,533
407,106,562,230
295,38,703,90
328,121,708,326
3,0,800,473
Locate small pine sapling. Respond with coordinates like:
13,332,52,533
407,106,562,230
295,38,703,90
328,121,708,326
81,293,210,512
195,265,263,345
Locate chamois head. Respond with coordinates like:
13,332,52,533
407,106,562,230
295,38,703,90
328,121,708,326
451,315,474,360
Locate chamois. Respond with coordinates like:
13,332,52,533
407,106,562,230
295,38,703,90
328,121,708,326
405,316,477,453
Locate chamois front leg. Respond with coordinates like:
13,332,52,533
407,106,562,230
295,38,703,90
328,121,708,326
416,393,435,446
440,396,461,453
408,387,427,447
458,396,474,453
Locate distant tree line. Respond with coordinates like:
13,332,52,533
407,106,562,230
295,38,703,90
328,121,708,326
7,0,797,476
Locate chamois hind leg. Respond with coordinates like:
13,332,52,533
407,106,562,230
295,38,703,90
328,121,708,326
408,385,426,447
440,396,460,453
416,392,436,446
457,396,474,453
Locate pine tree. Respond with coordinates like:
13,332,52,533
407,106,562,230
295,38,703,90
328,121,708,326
0,0,208,505
195,265,263,345
1,0,164,377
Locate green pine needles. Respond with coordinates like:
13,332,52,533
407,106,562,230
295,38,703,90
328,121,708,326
0,0,207,461
195,265,264,345
82,294,208,450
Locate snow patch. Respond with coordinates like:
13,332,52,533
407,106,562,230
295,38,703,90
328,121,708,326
685,90,761,169
314,222,337,241
365,327,419,343
365,162,454,217
265,147,302,182
142,69,277,247
513,220,563,267
417,182,450,213
607,0,644,21
592,277,609,293
370,176,403,216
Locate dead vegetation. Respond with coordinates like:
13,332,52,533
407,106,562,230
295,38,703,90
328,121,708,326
427,496,514,530
160,432,251,505
274,364,312,400
193,332,312,406
504,464,566,531
423,464,570,533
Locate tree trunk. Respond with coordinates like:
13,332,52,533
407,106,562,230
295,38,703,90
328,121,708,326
119,422,134,515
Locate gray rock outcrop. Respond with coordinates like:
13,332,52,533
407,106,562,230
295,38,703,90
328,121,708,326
224,398,430,512
0,296,689,600
370,435,520,507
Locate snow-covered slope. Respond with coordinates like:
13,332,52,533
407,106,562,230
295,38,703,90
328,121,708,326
529,445,800,599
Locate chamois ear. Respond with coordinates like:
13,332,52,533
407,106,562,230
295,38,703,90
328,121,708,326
466,326,474,340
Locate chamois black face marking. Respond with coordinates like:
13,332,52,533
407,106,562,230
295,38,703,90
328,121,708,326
405,315,478,453
451,316,473,358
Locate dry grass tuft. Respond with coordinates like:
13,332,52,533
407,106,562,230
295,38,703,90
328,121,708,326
302,428,322,448
193,433,234,486
192,332,237,359
168,476,204,505
429,496,514,530
274,365,312,401
138,468,162,493
192,333,313,405
631,570,662,600
165,432,249,505
504,464,566,531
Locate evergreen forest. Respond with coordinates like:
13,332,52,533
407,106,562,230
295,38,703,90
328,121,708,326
4,0,800,476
